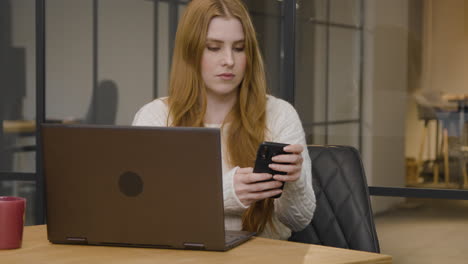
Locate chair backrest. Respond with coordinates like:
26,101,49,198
289,145,380,253
85,80,118,125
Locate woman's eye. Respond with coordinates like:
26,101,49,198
234,47,245,52
207,46,220,51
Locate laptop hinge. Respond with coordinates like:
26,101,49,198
66,237,88,244
183,242,205,250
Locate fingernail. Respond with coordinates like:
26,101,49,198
268,164,275,168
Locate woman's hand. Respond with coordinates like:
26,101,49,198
269,144,304,183
233,144,304,207
233,167,283,207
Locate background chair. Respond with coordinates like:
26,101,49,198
413,91,468,187
413,91,457,185
289,145,380,253
85,80,119,125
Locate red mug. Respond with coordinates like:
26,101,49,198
0,196,26,249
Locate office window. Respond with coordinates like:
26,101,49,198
295,0,364,151
245,0,283,97
0,0,37,225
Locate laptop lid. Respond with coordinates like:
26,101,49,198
42,124,237,251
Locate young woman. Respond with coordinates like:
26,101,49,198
132,0,315,240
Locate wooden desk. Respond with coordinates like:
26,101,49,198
2,119,79,134
0,225,392,264
442,93,468,102
2,120,36,134
441,93,468,186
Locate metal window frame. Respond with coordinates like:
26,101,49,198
152,0,159,98
35,0,46,224
281,0,296,104
150,0,187,98
369,187,468,200
0,172,36,182
306,0,363,151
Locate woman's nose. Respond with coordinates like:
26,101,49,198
222,50,234,67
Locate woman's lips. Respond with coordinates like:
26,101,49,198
218,73,235,80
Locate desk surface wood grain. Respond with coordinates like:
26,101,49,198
0,225,391,264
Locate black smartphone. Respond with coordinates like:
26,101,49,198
253,141,291,198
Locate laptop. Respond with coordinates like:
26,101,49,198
41,124,255,251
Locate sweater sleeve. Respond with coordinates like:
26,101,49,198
223,166,249,215
132,99,169,126
269,99,316,232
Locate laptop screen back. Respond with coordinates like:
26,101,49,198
42,124,227,250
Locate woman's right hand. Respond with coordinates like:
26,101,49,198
233,167,283,207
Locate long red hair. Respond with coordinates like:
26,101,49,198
168,0,274,234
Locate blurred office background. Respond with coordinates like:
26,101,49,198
1,0,467,263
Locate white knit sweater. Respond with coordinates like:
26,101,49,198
132,95,315,240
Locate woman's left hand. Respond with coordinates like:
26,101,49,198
269,144,304,183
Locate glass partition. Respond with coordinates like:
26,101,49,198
245,0,284,97
0,0,37,225
295,0,363,149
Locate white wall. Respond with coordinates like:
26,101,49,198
45,0,93,121
428,0,467,95
11,0,35,120
364,0,408,213
98,0,154,125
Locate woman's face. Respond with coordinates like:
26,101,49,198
201,16,247,99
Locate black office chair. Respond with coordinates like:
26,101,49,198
289,145,380,253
